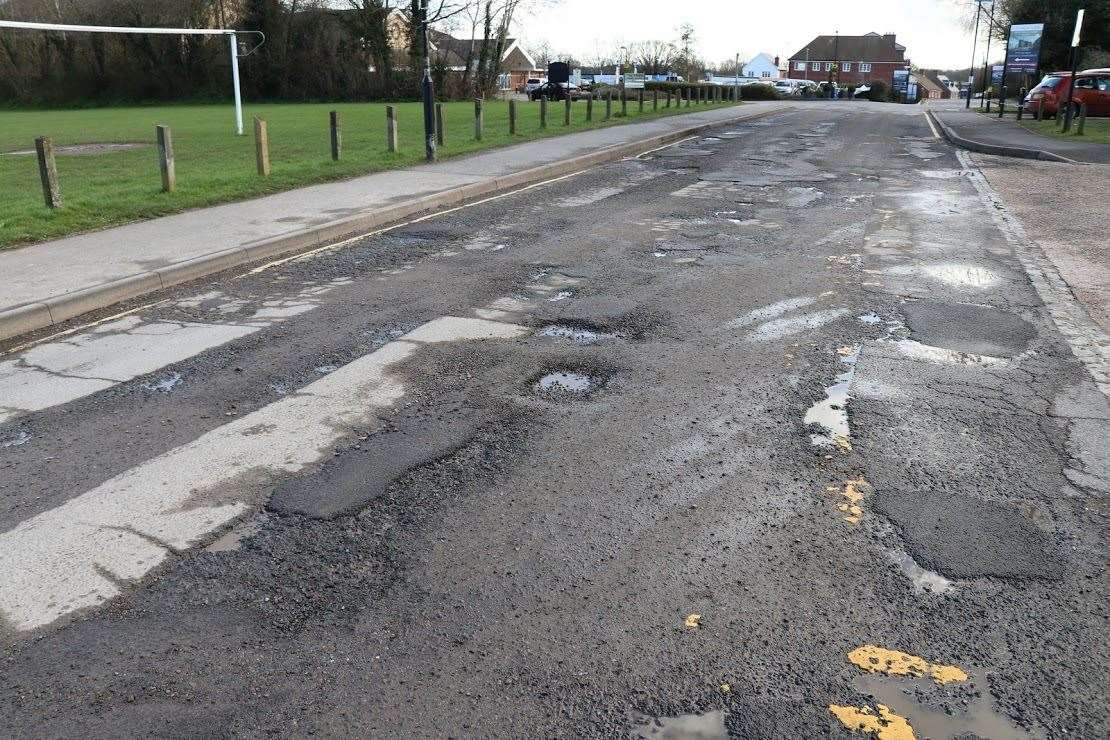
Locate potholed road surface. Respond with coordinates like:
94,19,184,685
1,102,1106,738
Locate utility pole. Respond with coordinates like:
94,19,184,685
419,0,436,162
966,1,983,108
1062,8,1085,132
979,2,995,109
735,52,739,89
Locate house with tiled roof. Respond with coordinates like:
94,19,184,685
787,32,909,87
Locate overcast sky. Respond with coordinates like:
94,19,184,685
514,0,979,70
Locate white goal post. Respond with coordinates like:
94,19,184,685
0,20,264,135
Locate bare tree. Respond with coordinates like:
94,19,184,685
631,40,675,75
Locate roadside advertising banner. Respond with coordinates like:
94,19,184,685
1006,23,1044,73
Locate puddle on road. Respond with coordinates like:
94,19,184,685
205,515,267,552
804,346,859,451
858,313,882,325
855,675,1032,740
548,291,574,302
144,372,182,393
888,549,954,595
892,340,1006,367
2,430,31,448
536,371,599,395
537,325,617,344
633,710,727,739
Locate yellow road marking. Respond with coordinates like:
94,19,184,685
848,645,969,685
829,703,915,740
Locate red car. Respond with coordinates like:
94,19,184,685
1023,68,1110,118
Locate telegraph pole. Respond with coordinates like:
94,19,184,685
979,2,996,109
967,1,981,108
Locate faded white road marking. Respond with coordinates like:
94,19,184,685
0,316,527,631
746,308,850,342
726,297,818,329
555,186,625,208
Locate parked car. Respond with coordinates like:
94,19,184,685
1023,69,1110,117
528,82,587,101
521,77,545,95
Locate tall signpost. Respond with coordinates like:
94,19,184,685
418,0,436,162
979,2,996,109
1062,9,1085,132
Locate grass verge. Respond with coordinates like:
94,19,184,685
973,107,1110,144
0,97,737,249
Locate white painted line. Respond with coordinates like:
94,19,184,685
1,299,168,358
0,315,528,631
635,135,698,159
923,110,942,140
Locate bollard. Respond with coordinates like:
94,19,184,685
606,91,612,120
435,103,445,146
1077,102,1087,135
540,96,548,128
666,91,672,108
621,90,627,116
653,91,658,111
509,99,517,135
1034,102,1042,121
155,124,175,193
638,89,644,113
254,117,271,176
386,105,398,153
34,136,61,209
565,94,572,126
474,98,484,140
586,94,593,122
329,111,341,161
685,88,691,107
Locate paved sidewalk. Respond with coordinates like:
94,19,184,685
0,102,782,339
929,100,1110,164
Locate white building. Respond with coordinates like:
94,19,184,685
743,53,781,79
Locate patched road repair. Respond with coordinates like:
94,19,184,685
1,103,1107,738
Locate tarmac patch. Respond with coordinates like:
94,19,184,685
901,301,1036,357
873,489,1066,580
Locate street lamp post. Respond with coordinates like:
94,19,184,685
735,52,740,90
980,3,996,109
418,0,436,162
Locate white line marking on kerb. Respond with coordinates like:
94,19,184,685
923,110,941,140
0,316,527,632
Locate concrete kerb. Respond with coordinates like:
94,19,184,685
925,108,1075,164
0,105,786,342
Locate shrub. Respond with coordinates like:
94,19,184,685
866,80,890,102
740,84,779,101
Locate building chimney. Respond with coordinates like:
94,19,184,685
773,55,779,66
883,33,896,42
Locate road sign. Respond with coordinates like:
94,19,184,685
893,69,909,94
624,73,646,89
1005,23,1044,73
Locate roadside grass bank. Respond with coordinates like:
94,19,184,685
0,97,736,249
973,107,1110,145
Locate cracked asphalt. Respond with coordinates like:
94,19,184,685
0,102,1107,738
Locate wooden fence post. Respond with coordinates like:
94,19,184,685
34,137,61,209
509,99,517,134
621,89,627,116
540,96,548,128
254,117,271,176
606,91,612,119
586,94,593,122
685,88,691,107
564,94,571,126
435,103,445,145
330,111,341,160
653,91,658,111
386,105,398,152
474,98,483,140
638,89,644,113
155,125,175,193
666,91,672,108
1077,103,1088,135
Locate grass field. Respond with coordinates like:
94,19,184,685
974,107,1110,144
0,96,735,249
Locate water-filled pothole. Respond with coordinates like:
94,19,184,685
535,371,603,396
537,324,618,344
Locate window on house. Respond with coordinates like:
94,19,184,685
762,71,770,77
795,61,806,71
860,63,872,72
812,62,821,71
842,62,851,72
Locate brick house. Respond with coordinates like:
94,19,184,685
787,32,909,87
916,71,952,100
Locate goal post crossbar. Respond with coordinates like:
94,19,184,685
0,20,265,135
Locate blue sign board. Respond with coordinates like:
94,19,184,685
893,69,909,94
991,64,1004,85
1006,23,1044,73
